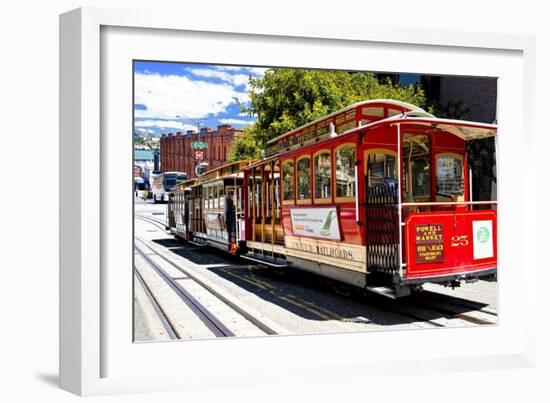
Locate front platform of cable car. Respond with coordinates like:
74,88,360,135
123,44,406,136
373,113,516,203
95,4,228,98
362,118,497,298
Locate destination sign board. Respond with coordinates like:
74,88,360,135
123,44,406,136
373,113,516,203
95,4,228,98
415,223,444,264
265,107,359,156
266,123,332,156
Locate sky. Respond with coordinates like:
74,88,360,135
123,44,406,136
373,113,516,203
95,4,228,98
133,61,268,136
132,62,426,137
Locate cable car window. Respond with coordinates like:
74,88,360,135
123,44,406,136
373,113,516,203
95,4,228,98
366,152,397,187
437,154,464,196
314,151,332,201
296,156,311,201
247,177,252,217
411,158,430,197
256,179,261,218
265,176,271,218
219,184,225,209
282,160,295,201
210,186,214,209
335,145,356,199
403,134,431,200
274,160,281,222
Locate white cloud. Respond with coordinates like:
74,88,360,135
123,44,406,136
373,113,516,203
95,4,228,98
248,67,269,76
238,111,256,118
214,66,243,71
135,128,155,134
135,120,197,131
219,118,256,126
134,72,248,120
189,68,250,87
213,65,269,77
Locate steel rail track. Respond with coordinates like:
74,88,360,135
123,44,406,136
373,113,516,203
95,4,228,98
134,266,179,340
137,216,446,327
134,236,277,336
135,214,167,229
407,300,496,325
135,244,235,337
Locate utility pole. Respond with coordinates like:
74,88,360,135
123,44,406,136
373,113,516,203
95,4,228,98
176,113,207,177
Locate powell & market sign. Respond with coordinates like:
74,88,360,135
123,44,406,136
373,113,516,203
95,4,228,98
415,223,444,264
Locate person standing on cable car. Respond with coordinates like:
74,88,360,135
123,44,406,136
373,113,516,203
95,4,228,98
225,192,236,251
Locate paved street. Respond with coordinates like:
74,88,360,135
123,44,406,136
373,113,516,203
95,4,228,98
133,199,498,342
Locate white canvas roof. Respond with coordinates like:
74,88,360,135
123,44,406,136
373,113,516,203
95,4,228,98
366,114,497,141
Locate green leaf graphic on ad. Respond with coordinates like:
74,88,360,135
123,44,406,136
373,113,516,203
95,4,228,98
320,211,337,236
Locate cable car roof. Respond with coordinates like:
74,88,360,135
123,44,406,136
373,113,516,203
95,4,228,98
365,114,497,141
241,155,279,171
267,99,431,145
197,160,257,179
172,178,198,191
195,172,245,187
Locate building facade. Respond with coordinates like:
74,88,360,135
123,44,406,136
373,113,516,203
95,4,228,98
376,73,497,124
160,124,242,178
133,149,158,188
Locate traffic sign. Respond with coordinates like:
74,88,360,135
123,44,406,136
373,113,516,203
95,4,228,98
192,141,208,149
195,150,204,161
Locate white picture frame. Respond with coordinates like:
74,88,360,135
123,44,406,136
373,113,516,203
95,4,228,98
60,6,537,396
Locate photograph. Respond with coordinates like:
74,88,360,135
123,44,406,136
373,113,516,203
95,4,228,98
132,61,498,342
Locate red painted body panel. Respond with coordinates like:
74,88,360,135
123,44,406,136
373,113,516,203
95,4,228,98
404,210,497,278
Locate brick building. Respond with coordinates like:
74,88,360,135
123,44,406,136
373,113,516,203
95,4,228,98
377,73,497,124
160,124,243,178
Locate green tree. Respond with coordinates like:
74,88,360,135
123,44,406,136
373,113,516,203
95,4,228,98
229,69,427,160
227,125,263,162
466,138,496,201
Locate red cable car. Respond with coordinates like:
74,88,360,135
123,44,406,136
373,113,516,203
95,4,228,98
240,99,497,298
167,99,497,298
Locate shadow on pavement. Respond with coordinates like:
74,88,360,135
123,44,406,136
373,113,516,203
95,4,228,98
155,241,494,327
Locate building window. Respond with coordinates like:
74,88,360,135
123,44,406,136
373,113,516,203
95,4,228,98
335,144,356,200
282,160,295,201
296,156,311,202
314,151,331,201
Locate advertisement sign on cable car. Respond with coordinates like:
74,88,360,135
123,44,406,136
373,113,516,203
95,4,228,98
290,208,341,241
473,220,494,260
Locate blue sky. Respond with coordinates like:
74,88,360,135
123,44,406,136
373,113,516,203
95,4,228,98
133,61,267,136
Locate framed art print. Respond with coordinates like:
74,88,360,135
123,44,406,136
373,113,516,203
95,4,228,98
60,6,537,396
